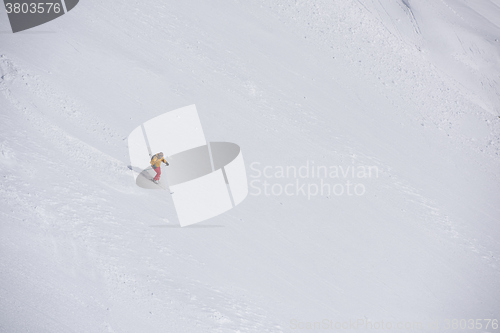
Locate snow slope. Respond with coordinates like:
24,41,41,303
1,0,499,332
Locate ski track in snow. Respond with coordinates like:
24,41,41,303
1,54,284,332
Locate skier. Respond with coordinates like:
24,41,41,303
150,152,169,184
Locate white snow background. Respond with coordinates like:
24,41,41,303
1,0,499,332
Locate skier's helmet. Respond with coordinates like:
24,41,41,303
158,152,164,157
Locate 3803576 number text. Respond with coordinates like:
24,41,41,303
5,2,61,14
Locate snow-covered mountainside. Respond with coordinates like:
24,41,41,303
1,0,499,332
